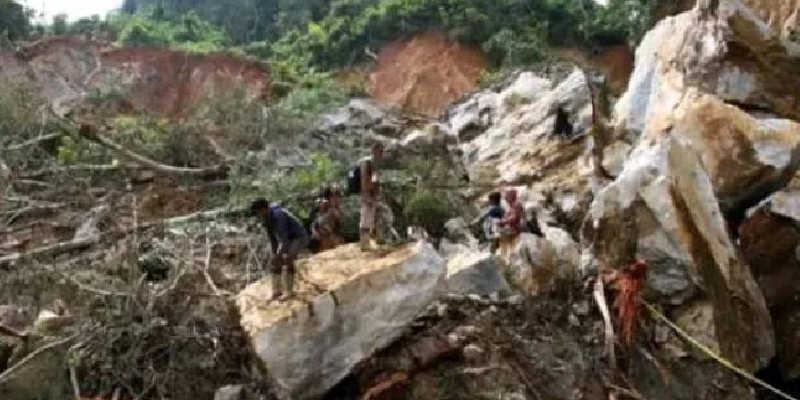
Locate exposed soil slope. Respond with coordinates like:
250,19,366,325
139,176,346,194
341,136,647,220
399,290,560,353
369,32,487,117
3,36,270,117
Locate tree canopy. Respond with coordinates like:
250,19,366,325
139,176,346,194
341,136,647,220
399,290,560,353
8,0,657,84
117,0,654,69
0,0,32,40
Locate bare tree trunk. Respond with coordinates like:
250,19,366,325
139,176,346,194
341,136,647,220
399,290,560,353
52,117,228,179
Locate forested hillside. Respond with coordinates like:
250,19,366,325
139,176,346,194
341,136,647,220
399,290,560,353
121,0,659,70
1,0,671,81
7,0,800,399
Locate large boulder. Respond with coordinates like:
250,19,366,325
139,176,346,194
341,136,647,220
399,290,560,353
459,69,593,186
584,93,784,370
236,242,445,400
441,243,510,296
739,188,800,379
616,0,800,136
449,70,595,237
669,93,800,213
497,233,558,295
540,225,580,282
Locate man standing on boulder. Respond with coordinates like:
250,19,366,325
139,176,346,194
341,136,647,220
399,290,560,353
359,142,391,251
251,198,309,300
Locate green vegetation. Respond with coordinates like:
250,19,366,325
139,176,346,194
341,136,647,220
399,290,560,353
0,0,32,40
114,11,228,52
119,0,656,71
0,79,59,170
229,152,343,219
3,0,658,95
281,0,656,69
122,0,333,44
404,190,456,239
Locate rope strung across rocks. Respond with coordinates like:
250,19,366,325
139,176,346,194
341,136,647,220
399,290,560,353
643,301,798,400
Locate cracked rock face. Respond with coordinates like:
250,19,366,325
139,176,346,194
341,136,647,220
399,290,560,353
615,0,800,137
584,0,800,372
583,92,792,371
740,189,800,379
236,242,444,400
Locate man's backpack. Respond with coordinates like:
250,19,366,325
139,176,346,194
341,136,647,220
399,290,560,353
346,165,361,195
347,159,371,196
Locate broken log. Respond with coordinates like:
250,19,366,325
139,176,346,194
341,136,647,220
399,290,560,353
47,116,228,179
0,237,100,267
0,325,26,339
0,335,77,385
3,133,63,152
21,164,123,179
0,207,246,268
75,124,228,178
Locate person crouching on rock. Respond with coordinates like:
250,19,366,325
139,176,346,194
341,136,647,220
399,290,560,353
484,191,505,253
312,188,344,251
500,188,524,239
251,198,309,300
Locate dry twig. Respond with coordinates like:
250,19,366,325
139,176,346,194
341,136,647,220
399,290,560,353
593,275,617,371
202,231,233,297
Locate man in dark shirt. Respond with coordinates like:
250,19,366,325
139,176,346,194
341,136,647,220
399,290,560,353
251,198,309,300
484,191,505,253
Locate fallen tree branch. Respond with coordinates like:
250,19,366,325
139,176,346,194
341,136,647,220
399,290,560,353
0,335,78,384
203,135,235,163
201,233,232,296
74,123,227,178
21,163,124,179
67,275,130,297
0,237,99,266
2,201,64,225
364,46,379,61
507,360,543,400
69,358,82,400
0,324,27,339
163,207,245,226
0,207,246,268
603,381,646,400
12,179,54,190
3,132,62,151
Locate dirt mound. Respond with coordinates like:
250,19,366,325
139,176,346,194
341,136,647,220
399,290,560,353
369,32,487,117
4,37,270,118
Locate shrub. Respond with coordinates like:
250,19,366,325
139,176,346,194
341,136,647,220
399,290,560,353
0,79,63,170
404,190,455,239
115,11,228,52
